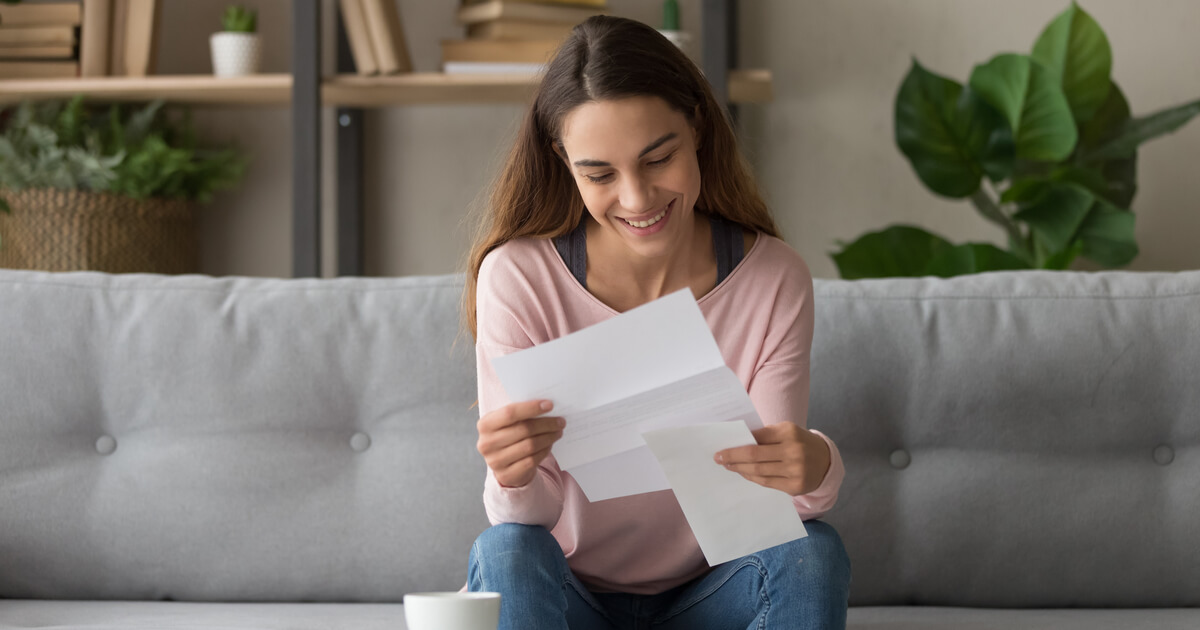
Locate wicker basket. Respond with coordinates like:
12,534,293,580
0,188,197,274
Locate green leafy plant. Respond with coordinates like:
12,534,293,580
0,96,248,214
831,2,1200,279
222,5,257,33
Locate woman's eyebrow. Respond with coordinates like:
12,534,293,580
572,132,679,168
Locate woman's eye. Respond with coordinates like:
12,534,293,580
649,153,674,167
585,173,613,184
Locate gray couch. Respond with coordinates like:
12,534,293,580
1,268,1197,629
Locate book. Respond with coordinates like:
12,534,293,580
108,0,127,75
79,0,113,77
121,0,157,77
467,19,575,41
443,60,544,75
0,60,78,78
0,2,82,26
0,26,76,46
361,0,411,74
457,0,604,26
338,0,378,76
441,38,561,64
461,0,605,8
0,45,75,59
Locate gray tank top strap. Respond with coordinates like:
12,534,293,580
553,214,745,290
553,220,589,288
710,215,745,285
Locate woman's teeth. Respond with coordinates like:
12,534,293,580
623,208,667,228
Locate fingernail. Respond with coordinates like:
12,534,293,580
557,417,566,428
714,454,723,464
540,401,553,412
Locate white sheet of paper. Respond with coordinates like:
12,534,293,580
492,290,763,500
566,445,671,501
641,421,808,566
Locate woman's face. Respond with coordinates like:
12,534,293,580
558,96,702,261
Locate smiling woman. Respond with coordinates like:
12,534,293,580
461,15,850,630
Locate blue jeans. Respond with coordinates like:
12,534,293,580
467,522,851,630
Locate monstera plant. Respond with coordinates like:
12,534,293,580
832,2,1200,279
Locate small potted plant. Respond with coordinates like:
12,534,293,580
210,4,261,78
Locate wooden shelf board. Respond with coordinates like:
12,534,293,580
0,74,293,105
0,70,773,106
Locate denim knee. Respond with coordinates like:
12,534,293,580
759,521,851,586
470,524,566,577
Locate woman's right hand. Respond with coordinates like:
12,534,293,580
476,400,565,488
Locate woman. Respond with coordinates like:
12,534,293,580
464,15,850,630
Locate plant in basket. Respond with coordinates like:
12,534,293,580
0,96,248,273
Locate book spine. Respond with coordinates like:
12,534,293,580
0,45,76,59
361,0,411,74
108,0,127,75
338,0,378,76
79,0,113,77
0,26,77,46
0,60,80,79
0,2,83,27
457,0,604,26
121,0,157,77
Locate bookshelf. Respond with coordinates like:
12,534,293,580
0,0,767,277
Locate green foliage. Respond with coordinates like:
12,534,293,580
0,96,248,212
833,2,1200,279
222,5,257,33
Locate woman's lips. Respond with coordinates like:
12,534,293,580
619,200,674,234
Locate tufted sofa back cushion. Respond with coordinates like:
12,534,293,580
810,271,1200,607
0,271,486,602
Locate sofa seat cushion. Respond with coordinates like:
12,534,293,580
3,602,1198,630
0,600,408,629
848,606,1200,629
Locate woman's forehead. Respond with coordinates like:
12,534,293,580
560,96,688,154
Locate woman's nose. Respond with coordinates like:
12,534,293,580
618,175,652,213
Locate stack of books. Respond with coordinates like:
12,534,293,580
441,0,607,75
0,0,160,80
338,0,412,76
0,1,81,78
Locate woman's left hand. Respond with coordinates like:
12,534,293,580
714,423,831,496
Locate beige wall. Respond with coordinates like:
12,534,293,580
157,0,1200,279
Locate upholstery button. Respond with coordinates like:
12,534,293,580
889,449,911,470
1153,445,1174,466
350,432,371,452
95,435,117,455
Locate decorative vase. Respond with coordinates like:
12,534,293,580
209,32,262,77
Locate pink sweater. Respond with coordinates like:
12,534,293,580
475,233,845,595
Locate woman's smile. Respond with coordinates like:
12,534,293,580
618,200,674,235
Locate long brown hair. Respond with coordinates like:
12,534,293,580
464,15,778,338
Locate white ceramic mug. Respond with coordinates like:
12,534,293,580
403,592,501,630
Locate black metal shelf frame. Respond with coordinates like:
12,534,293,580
290,0,738,277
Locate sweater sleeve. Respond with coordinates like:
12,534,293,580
745,255,844,520
475,252,566,529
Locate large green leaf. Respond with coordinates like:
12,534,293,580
1032,2,1113,124
969,53,1079,161
1082,98,1200,162
926,243,1032,277
1075,83,1137,207
1077,199,1138,266
895,59,1015,198
831,225,955,279
1012,182,1094,253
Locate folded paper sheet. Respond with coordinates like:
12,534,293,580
492,289,763,500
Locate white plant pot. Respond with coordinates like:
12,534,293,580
210,32,262,77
